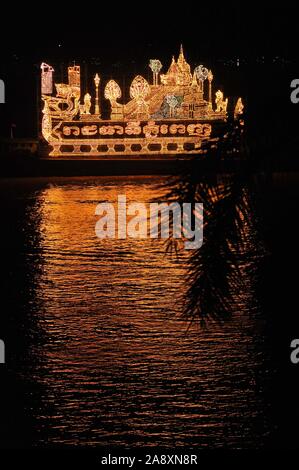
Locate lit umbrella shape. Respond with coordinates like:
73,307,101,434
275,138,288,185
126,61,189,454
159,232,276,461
149,59,162,85
194,65,209,92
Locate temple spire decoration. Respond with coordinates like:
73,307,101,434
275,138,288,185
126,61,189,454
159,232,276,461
160,46,192,86
178,44,185,64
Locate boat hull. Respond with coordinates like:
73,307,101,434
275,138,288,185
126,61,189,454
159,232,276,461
45,118,225,158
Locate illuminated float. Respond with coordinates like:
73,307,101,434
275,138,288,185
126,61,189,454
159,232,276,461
41,46,243,158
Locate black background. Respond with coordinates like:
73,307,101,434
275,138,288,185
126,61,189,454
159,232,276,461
1,4,299,459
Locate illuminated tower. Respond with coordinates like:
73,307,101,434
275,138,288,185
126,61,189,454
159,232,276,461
67,65,81,101
177,45,192,86
160,46,192,86
41,63,54,94
68,65,80,88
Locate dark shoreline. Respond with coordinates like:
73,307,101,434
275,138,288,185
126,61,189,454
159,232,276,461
0,156,237,177
1,154,298,178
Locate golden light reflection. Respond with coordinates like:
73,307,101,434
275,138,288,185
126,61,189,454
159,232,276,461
28,178,264,448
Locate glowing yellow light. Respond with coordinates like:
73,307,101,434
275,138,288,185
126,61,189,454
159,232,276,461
94,73,101,116
68,65,80,87
130,75,150,100
104,80,123,121
215,90,228,113
82,93,91,114
207,70,213,109
129,76,150,120
104,80,122,102
160,46,192,86
234,97,244,119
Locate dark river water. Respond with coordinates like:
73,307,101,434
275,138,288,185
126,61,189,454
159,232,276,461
0,175,298,449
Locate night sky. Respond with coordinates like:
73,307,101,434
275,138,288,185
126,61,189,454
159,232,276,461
0,6,296,61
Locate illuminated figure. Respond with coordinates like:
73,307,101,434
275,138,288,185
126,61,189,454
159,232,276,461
215,90,228,113
234,97,244,119
83,93,91,114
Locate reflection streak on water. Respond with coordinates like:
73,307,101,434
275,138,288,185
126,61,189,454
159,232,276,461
2,177,270,447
